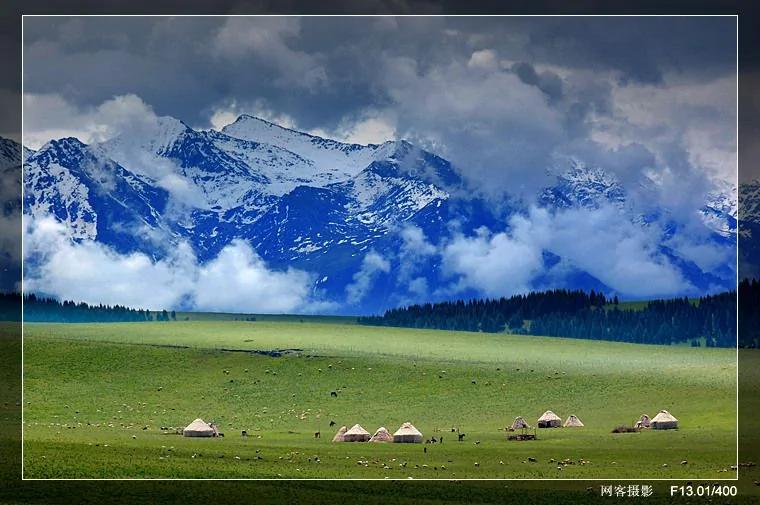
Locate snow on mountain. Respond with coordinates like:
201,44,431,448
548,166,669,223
17,113,740,311
540,160,626,210
740,181,760,229
221,114,382,180
702,182,738,238
24,137,170,248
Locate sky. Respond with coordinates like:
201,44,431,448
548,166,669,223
21,16,738,195
16,16,740,311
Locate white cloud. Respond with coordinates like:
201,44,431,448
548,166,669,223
23,93,159,149
441,206,693,299
593,73,737,187
333,111,397,145
24,216,195,309
397,224,436,289
467,49,499,71
407,277,429,298
345,250,390,305
24,216,320,313
193,239,315,313
442,220,545,297
378,55,566,197
212,18,326,90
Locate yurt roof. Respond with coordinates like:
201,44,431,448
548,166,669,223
393,422,422,437
345,424,370,436
184,418,212,431
564,415,584,426
538,410,561,421
651,410,678,422
370,427,393,441
331,425,348,441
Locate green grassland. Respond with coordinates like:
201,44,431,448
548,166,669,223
22,320,737,480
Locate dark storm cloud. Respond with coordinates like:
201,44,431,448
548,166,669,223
22,16,735,126
21,16,737,204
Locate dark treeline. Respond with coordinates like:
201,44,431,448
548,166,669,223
0,292,21,321
359,289,737,347
22,293,176,323
739,278,760,348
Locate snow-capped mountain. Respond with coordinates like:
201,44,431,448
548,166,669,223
739,181,760,278
540,161,626,210
0,138,24,291
18,115,739,313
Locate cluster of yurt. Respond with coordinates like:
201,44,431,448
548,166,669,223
332,422,423,443
632,410,678,430
518,411,584,429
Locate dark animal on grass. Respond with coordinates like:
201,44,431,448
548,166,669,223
440,436,443,444
241,430,247,437
314,431,320,438
330,391,338,398
611,425,640,433
218,433,224,437
329,420,336,427
458,433,466,441
424,447,427,454
431,436,437,443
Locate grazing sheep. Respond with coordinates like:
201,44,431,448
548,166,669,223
458,433,466,441
314,431,321,439
241,430,247,437
329,420,336,427
330,391,338,398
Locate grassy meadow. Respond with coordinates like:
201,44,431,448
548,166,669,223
22,319,738,479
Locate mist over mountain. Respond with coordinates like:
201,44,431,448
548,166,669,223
18,114,738,314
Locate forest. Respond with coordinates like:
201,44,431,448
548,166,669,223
20,294,175,323
359,288,738,347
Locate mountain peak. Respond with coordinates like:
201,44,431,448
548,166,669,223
225,114,309,138
38,137,88,157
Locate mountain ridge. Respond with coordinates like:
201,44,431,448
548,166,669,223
16,114,739,313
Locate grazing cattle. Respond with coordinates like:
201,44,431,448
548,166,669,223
314,431,321,438
329,420,336,427
241,430,247,437
330,391,338,398
440,436,443,444
218,433,224,437
423,447,427,453
458,433,466,441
